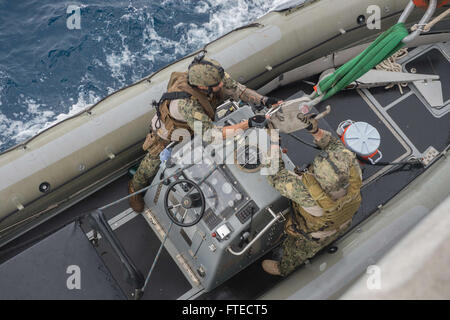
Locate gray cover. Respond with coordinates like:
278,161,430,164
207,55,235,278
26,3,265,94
0,222,125,300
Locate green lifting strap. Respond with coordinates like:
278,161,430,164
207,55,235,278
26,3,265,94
316,23,409,101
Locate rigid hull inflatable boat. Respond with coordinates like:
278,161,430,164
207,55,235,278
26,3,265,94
0,0,449,299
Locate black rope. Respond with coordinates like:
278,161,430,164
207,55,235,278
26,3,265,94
286,132,424,169
356,156,424,168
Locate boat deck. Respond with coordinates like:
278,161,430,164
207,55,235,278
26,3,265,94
0,43,449,300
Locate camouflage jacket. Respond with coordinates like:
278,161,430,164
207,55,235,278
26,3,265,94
152,72,263,142
267,131,362,230
177,72,263,134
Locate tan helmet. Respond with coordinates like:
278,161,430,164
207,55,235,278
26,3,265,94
188,53,224,87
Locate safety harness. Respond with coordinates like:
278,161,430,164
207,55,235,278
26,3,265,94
152,72,216,140
287,132,423,168
286,162,362,238
153,91,192,129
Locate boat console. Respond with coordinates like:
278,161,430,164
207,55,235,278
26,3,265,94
142,104,291,292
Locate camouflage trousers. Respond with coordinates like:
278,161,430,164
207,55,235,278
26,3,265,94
279,227,348,277
131,152,162,191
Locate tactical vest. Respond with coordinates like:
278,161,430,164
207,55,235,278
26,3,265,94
288,165,362,235
156,72,218,140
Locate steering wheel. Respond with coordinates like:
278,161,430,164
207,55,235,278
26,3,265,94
163,179,206,227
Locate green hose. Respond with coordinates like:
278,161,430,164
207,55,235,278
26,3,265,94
316,23,409,101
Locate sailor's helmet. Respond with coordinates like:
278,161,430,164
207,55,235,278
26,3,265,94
188,53,225,87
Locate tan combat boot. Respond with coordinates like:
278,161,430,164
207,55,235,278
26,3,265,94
128,181,145,213
262,260,282,276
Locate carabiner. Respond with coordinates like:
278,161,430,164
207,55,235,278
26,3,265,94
399,0,438,43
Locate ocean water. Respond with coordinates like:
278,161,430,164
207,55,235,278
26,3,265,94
0,0,288,152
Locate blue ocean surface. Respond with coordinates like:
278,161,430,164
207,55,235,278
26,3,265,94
0,0,287,152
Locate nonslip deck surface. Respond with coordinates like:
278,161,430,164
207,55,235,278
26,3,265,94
90,214,192,300
0,222,125,299
388,93,450,154
0,175,132,264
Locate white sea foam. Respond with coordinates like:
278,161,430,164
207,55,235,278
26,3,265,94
106,0,292,80
53,91,100,123
194,1,211,14
0,70,5,108
0,98,54,147
0,92,100,149
105,31,137,84
184,0,289,47
139,0,290,68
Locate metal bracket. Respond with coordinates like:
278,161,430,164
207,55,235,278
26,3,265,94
353,69,440,89
421,146,440,166
268,100,331,134
399,0,438,44
227,207,288,256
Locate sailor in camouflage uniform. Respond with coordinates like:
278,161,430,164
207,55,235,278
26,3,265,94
129,53,281,212
262,114,363,276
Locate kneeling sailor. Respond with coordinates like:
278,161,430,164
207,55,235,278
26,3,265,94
263,114,363,276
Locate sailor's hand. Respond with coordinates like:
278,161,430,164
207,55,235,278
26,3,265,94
248,115,268,128
262,96,283,108
299,113,319,134
254,104,265,112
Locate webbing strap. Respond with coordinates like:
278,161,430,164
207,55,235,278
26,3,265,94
316,23,409,101
288,201,319,242
154,91,192,130
317,151,344,177
159,91,192,103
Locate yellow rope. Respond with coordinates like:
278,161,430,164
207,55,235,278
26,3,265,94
375,48,409,94
380,9,450,94
378,8,450,94
411,8,450,32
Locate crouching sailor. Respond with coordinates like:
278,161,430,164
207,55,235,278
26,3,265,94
128,52,282,212
262,114,363,276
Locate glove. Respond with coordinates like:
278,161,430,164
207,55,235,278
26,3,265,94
262,96,282,107
253,105,264,111
159,148,172,162
254,104,265,112
248,115,268,128
299,113,319,134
